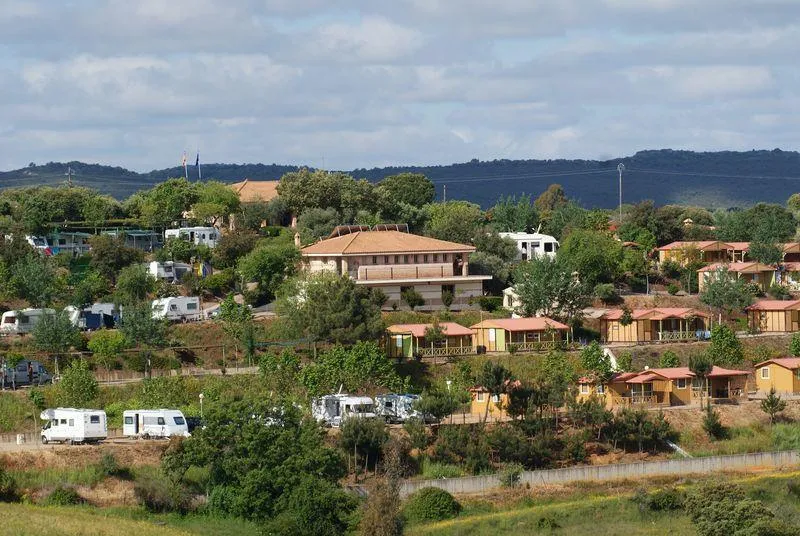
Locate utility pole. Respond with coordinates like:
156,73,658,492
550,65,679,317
65,166,73,187
443,184,447,202
617,163,625,226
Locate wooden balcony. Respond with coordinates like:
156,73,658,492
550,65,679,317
417,346,475,358
508,340,565,352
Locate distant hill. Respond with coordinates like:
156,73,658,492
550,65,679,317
2,149,799,209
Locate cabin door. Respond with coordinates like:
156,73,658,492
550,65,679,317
134,414,139,434
792,311,799,332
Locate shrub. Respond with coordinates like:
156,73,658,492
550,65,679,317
790,333,800,357
659,350,680,368
403,487,460,523
507,343,518,355
0,466,18,502
667,283,680,295
134,475,192,514
661,261,681,279
616,351,633,372
702,405,728,440
476,296,502,312
768,284,791,300
594,283,619,304
44,485,83,506
403,417,429,451
535,515,561,529
632,487,684,512
498,463,524,488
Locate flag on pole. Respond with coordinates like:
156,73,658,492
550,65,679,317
196,151,202,181
182,152,188,180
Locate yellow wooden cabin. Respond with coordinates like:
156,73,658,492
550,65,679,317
698,262,775,294
471,317,569,353
746,300,800,333
385,322,474,359
754,358,800,395
599,308,710,344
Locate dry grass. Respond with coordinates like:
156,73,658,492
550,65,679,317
0,443,166,472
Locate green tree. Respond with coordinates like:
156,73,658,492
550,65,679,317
478,361,513,424
217,294,256,364
534,184,568,217
423,319,446,348
707,324,744,366
689,354,714,409
414,386,464,422
9,255,63,307
702,405,727,440
338,418,389,472
748,240,783,265
277,273,384,344
55,360,98,407
87,235,144,281
616,351,633,372
277,168,375,222
580,341,613,383
164,400,356,533
401,288,424,311
70,270,110,308
190,180,240,226
558,229,624,287
118,302,167,375
132,178,199,227
424,201,484,244
211,230,258,269
300,342,404,396
115,264,156,304
790,333,800,356
32,310,81,375
760,387,786,425
659,350,680,368
87,330,127,371
237,244,299,305
376,173,435,208
513,256,590,322
488,194,538,233
297,207,341,244
699,267,755,323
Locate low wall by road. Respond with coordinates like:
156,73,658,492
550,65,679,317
399,450,800,497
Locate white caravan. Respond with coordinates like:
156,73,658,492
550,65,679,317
123,409,190,439
40,408,107,445
165,227,219,248
151,297,201,322
498,231,559,261
147,261,192,283
374,394,430,424
312,394,377,428
0,308,57,334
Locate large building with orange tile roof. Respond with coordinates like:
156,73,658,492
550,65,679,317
229,179,280,203
300,228,491,310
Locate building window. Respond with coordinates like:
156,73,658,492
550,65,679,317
395,336,403,348
384,256,389,264
414,254,420,263
579,384,589,394
372,256,377,264
492,395,500,403
433,254,439,262
404,255,410,263
476,392,485,402
761,367,770,379
676,378,687,389
423,254,429,263
596,384,605,395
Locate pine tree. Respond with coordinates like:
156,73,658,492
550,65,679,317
761,387,786,425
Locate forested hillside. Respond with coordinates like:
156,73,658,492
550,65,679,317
2,149,799,208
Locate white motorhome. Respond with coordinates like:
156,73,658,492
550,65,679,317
123,409,190,439
498,232,559,261
312,394,377,428
0,308,57,334
1,360,52,387
40,408,107,445
147,261,192,283
151,297,201,322
374,394,429,423
165,227,219,248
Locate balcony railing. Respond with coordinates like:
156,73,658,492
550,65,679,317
508,340,564,352
417,346,475,358
658,330,699,341
358,263,456,281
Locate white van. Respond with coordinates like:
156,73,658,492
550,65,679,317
123,409,190,439
151,297,201,322
40,408,107,445
0,308,57,334
164,227,219,248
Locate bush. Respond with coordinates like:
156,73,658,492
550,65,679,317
499,463,524,488
594,283,619,304
134,475,192,514
632,487,684,512
790,333,800,357
507,343,518,355
476,296,503,312
661,260,682,279
702,406,728,440
0,466,18,502
403,487,461,523
659,350,680,368
44,485,83,506
667,283,680,295
768,284,791,300
403,417,429,451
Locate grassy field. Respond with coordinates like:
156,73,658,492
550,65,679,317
405,471,800,536
0,503,259,536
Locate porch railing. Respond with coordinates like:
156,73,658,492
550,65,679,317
658,331,698,341
417,346,475,358
508,341,564,352
620,394,659,406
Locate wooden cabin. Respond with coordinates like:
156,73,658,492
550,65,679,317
471,317,569,353
746,300,800,333
657,241,745,265
754,358,800,395
698,262,775,293
385,322,474,359
599,308,710,343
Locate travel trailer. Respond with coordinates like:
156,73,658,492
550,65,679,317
1,360,52,387
374,394,429,424
0,308,57,334
147,261,193,283
64,305,115,331
311,393,377,428
498,231,559,261
151,297,201,322
40,408,107,445
122,409,190,439
164,227,220,248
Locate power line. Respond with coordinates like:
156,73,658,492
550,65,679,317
626,167,800,181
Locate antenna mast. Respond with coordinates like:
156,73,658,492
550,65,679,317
65,166,74,187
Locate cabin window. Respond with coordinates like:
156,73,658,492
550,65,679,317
157,417,165,425
2,315,15,324
476,392,485,402
173,417,186,425
596,384,605,395
68,419,74,427
170,304,178,311
532,241,540,249
580,384,589,394
395,336,403,348
90,416,100,424
414,254,420,263
491,395,500,403
60,419,67,425
187,302,198,310
761,367,770,379
676,378,687,389
544,242,554,253
124,416,134,425
394,255,399,263
488,329,496,342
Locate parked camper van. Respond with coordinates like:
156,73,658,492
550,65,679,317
1,360,52,387
164,227,219,248
498,231,559,261
147,261,193,283
151,297,201,322
64,306,115,331
312,394,376,427
40,408,107,444
0,308,56,334
123,409,190,439
374,394,429,424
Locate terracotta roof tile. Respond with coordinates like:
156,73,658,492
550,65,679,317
470,317,569,331
230,179,280,203
746,300,800,311
601,308,709,320
386,322,474,338
301,230,475,255
698,262,775,273
753,357,800,370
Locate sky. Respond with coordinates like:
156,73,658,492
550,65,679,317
1,0,799,172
